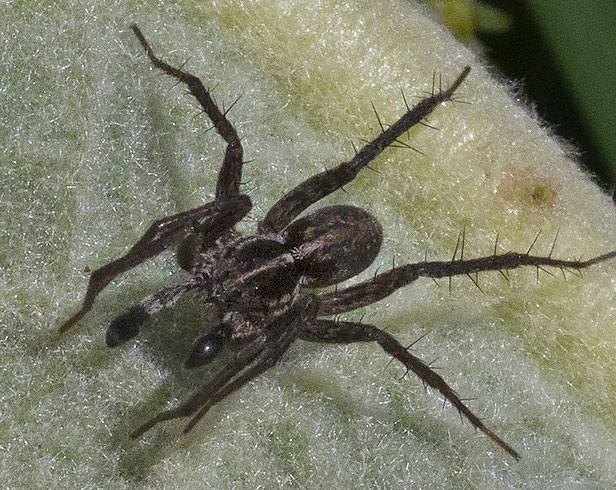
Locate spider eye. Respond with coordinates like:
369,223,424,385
184,332,224,369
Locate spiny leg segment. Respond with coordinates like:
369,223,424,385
300,319,520,460
309,245,616,458
317,249,616,315
130,296,318,438
60,196,251,332
131,24,244,200
258,66,470,233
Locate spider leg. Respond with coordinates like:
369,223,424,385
317,249,616,315
182,301,311,433
130,332,266,438
130,295,318,438
131,25,244,199
106,276,203,347
300,319,520,460
258,66,470,233
60,195,251,332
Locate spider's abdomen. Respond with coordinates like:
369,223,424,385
284,205,382,287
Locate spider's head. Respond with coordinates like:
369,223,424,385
211,237,302,302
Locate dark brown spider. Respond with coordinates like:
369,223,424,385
60,25,616,460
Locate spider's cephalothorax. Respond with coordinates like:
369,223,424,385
165,204,382,369
60,25,616,460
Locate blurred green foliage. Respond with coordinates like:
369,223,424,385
420,0,511,41
424,0,616,189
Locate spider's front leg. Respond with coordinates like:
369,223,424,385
60,195,251,332
130,295,319,438
300,319,520,460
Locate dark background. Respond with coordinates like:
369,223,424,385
427,0,616,192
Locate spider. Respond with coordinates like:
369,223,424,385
60,25,616,461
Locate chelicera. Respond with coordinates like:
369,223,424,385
60,25,616,460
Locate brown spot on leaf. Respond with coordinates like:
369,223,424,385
494,165,561,214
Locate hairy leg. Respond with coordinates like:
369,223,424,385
106,277,204,348
130,332,266,438
130,295,319,438
301,319,520,460
60,195,251,332
258,67,470,233
317,249,616,315
132,25,244,199
181,316,304,434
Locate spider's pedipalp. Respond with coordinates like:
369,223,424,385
130,334,266,438
106,277,203,348
183,298,319,432
130,295,318,438
106,306,148,348
300,319,520,460
184,329,226,369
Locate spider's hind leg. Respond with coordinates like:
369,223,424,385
258,67,471,233
300,318,520,460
